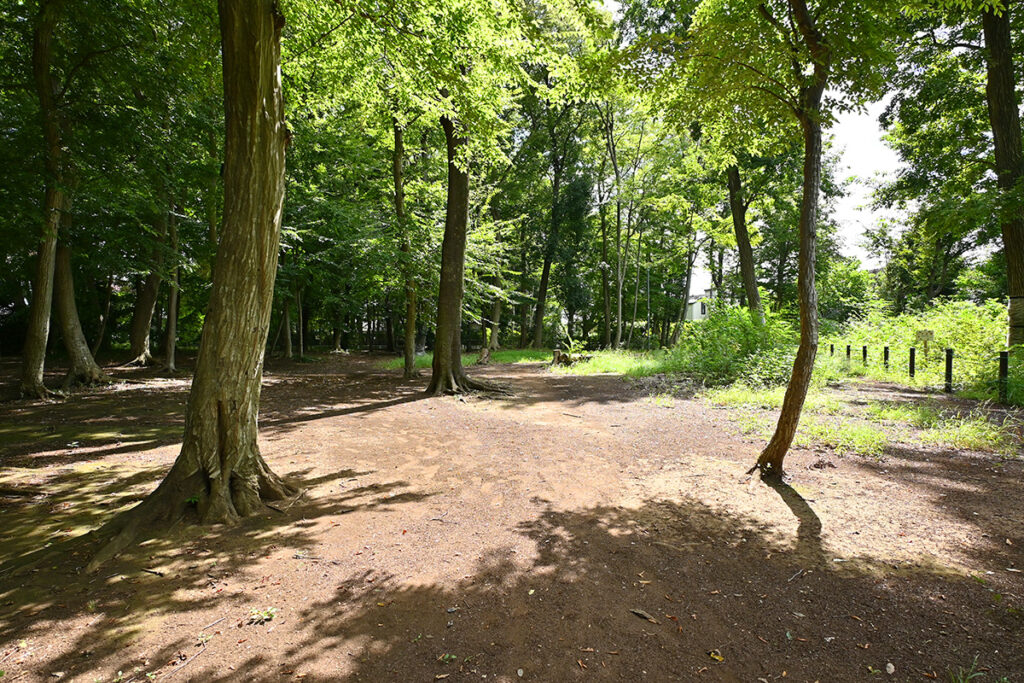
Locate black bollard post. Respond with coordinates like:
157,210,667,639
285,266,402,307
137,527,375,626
998,351,1009,403
883,346,889,370
862,345,868,365
944,348,953,393
909,347,916,378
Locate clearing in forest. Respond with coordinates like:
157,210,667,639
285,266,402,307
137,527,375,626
0,354,1022,681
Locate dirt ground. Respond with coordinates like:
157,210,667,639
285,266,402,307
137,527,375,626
0,353,1022,682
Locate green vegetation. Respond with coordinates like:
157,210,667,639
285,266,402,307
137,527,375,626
824,300,1022,404
557,306,793,385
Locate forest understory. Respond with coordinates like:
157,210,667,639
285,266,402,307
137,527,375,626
0,354,1022,682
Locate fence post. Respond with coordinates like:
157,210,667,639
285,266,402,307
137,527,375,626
944,348,953,393
862,345,868,365
846,344,851,362
999,351,1009,403
830,343,834,357
884,346,889,370
909,347,916,378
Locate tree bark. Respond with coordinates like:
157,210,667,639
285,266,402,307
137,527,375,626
20,0,65,398
489,296,502,350
426,116,494,395
128,213,165,366
727,164,764,324
87,0,294,570
393,121,419,378
751,0,829,477
295,287,304,357
600,202,612,348
165,209,179,373
283,298,293,358
982,8,1024,347
54,239,108,388
91,275,114,357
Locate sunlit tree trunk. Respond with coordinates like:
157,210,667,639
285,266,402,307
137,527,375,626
164,209,179,373
393,121,419,378
427,116,495,395
20,0,65,398
981,8,1024,348
727,164,764,324
54,238,107,388
752,0,828,477
88,0,294,569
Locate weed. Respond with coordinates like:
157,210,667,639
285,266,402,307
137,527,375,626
247,607,277,625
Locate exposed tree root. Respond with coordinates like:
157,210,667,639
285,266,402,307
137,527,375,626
123,351,155,368
19,381,56,400
61,366,114,391
84,457,297,573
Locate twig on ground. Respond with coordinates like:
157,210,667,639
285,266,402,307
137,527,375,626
160,644,206,680
200,616,226,631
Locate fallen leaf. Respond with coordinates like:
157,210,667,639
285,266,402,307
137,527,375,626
707,650,724,662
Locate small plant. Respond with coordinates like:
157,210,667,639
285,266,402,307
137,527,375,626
185,495,199,506
248,607,277,625
948,656,987,682
437,653,458,664
197,632,212,646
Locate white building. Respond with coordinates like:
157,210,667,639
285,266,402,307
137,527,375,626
684,288,714,321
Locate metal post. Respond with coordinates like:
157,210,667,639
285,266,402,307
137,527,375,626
944,348,953,393
883,346,889,370
830,343,834,356
909,347,916,378
998,351,1009,403
862,345,868,365
846,344,851,361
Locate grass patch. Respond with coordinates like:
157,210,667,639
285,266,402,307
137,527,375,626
796,419,888,457
378,348,552,371
705,384,842,415
919,416,1015,454
866,401,1019,454
865,401,942,428
553,350,671,377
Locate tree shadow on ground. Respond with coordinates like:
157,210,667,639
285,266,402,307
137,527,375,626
0,466,435,681
177,496,1023,682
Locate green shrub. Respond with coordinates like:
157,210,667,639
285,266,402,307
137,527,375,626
661,305,795,386
826,299,1022,404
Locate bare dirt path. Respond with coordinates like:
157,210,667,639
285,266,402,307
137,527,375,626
0,354,1021,681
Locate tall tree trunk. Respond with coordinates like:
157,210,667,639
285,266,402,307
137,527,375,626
489,296,502,350
600,202,612,349
54,239,107,387
982,8,1024,347
88,0,294,570
393,122,419,378
295,287,304,357
91,274,113,357
128,211,166,366
427,116,493,395
627,226,644,347
283,298,293,358
532,168,561,348
752,0,828,477
727,164,764,324
20,0,65,398
670,249,694,346
165,209,179,373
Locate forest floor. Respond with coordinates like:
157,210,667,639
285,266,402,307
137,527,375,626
0,353,1022,682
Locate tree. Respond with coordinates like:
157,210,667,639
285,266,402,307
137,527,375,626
88,0,293,568
19,0,65,398
674,0,897,476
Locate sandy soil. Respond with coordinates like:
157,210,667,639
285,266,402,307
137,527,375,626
0,354,1022,682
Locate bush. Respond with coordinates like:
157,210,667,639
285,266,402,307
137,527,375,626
660,305,795,386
